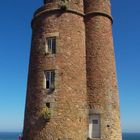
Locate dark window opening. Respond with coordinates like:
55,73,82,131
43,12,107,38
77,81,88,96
45,70,55,90
92,120,98,124
46,80,50,89
46,103,51,108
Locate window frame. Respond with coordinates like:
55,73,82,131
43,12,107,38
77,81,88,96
45,37,56,55
44,70,55,91
89,114,101,139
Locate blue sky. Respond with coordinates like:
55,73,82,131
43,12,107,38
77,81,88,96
0,0,140,133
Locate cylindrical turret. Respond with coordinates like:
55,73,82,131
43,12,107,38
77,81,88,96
84,0,122,140
22,0,88,140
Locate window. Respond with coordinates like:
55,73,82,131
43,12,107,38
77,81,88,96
45,37,56,54
89,114,101,138
92,120,99,124
44,70,55,90
46,102,51,108
44,0,53,4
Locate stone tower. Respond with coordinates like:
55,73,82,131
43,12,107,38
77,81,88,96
22,0,122,140
84,0,122,140
22,0,88,140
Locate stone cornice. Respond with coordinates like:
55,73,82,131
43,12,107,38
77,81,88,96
34,8,84,18
32,8,113,27
85,11,113,24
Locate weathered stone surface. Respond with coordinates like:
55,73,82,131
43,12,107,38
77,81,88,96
22,0,122,140
85,0,122,140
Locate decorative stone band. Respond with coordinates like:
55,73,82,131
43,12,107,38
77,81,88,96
33,8,84,18
32,8,84,28
32,8,113,27
85,11,113,24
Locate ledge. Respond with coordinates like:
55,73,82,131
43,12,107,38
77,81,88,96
31,8,84,28
87,138,101,140
33,8,84,18
85,11,113,24
87,137,101,140
45,32,60,38
32,8,113,27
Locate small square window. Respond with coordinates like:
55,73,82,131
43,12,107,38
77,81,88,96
45,37,56,54
92,120,99,124
46,103,51,108
44,70,55,90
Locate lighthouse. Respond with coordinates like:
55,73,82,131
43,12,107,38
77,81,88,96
22,0,122,140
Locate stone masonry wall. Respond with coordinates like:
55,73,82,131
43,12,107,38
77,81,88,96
22,0,122,140
22,0,88,140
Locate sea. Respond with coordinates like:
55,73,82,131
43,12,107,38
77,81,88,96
0,132,140,140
